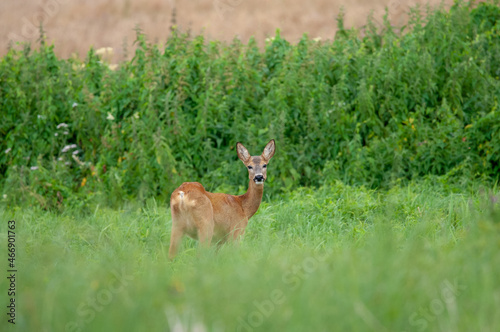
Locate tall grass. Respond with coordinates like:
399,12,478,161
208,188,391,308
1,2,499,209
0,180,498,331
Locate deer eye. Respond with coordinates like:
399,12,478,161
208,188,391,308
263,164,267,168
247,166,253,170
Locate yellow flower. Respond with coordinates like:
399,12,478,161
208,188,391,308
172,279,185,293
81,177,87,187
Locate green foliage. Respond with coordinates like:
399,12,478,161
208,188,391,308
1,180,499,331
1,2,500,208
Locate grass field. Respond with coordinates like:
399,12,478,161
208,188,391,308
2,0,456,62
1,179,499,331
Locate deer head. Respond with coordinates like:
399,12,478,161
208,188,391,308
237,139,276,185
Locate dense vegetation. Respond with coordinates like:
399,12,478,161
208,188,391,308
1,2,500,209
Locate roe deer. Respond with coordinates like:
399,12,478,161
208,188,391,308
168,139,276,259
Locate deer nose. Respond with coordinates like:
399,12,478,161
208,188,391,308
254,175,264,182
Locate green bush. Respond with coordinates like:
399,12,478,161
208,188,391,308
1,1,499,208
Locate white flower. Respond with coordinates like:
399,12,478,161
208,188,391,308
2,194,6,200
58,157,63,161
55,133,58,136
30,166,39,171
265,37,275,43
133,112,140,119
65,162,71,165
57,123,68,129
313,37,322,42
72,150,80,155
96,47,114,64
63,131,69,135
4,148,11,154
61,144,77,153
96,47,113,56
107,112,115,120
72,102,78,108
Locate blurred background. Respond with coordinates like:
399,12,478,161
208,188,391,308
2,0,455,61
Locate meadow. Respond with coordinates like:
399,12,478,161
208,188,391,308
1,1,500,331
1,180,499,331
2,0,457,62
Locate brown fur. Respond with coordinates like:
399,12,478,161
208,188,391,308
169,140,275,259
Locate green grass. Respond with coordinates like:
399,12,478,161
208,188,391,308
1,179,499,331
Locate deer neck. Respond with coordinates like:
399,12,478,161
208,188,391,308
240,180,264,219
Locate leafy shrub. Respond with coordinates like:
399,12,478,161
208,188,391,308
1,1,499,208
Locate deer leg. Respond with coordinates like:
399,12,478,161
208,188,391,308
195,213,214,248
168,225,183,260
197,221,214,248
192,197,214,250
231,217,248,242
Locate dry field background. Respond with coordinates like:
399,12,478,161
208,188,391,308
2,0,455,61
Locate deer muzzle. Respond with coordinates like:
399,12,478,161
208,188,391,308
254,174,264,184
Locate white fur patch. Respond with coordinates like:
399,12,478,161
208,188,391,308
179,191,184,199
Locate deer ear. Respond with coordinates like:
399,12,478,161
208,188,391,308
262,139,275,160
236,142,251,162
